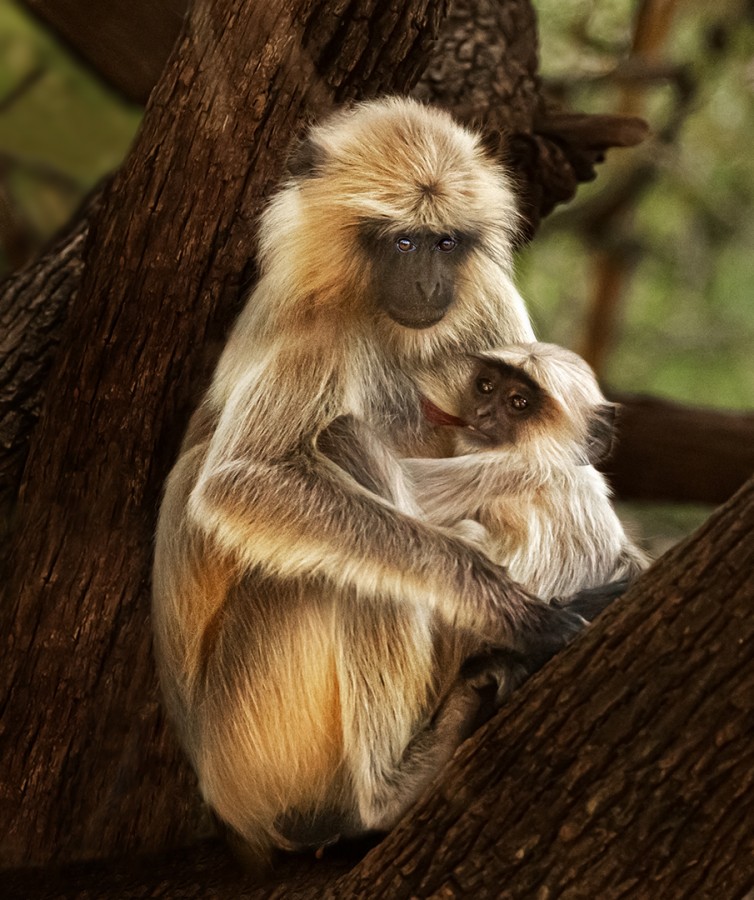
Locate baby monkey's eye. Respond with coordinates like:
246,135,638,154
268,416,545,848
509,393,529,411
476,377,495,394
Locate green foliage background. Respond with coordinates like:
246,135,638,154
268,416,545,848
522,0,754,410
0,2,139,250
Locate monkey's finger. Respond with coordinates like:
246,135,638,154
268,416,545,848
555,578,630,621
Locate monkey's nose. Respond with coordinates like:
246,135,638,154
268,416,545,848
415,281,444,300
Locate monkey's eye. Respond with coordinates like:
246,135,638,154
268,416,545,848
396,238,416,253
509,394,529,411
436,236,457,252
476,377,495,395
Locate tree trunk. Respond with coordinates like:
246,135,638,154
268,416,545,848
0,0,450,868
0,191,101,546
6,475,754,896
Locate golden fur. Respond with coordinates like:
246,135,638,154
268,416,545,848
153,98,587,867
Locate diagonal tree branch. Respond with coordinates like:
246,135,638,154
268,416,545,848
20,0,185,104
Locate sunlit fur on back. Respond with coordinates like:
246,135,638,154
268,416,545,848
407,343,650,598
152,99,594,871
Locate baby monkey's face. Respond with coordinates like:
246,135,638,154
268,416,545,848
459,359,546,448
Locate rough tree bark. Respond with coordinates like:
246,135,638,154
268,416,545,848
0,191,101,541
1,0,750,893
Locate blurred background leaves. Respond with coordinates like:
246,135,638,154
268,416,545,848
520,0,754,411
0,1,139,270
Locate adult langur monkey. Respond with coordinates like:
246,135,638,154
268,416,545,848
153,97,618,867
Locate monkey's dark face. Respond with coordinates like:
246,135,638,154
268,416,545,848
459,360,544,447
361,225,471,329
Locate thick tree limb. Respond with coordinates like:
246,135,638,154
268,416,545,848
20,0,185,104
6,475,754,896
609,392,754,505
0,191,102,542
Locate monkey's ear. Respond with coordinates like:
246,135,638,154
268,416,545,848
586,403,618,464
287,135,327,178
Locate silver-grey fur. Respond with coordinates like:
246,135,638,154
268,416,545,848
405,342,650,599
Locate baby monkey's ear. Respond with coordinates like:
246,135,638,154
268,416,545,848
586,403,618,464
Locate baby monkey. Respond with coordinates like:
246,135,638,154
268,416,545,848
407,342,649,603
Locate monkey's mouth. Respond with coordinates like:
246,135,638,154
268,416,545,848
459,426,499,447
389,310,448,329
421,398,500,445
421,397,468,428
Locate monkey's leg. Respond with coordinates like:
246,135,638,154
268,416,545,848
461,578,634,703
335,597,480,834
349,676,484,834
455,583,627,703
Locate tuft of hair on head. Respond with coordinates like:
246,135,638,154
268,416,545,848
294,96,521,236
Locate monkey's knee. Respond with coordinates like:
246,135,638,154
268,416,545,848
352,691,481,834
